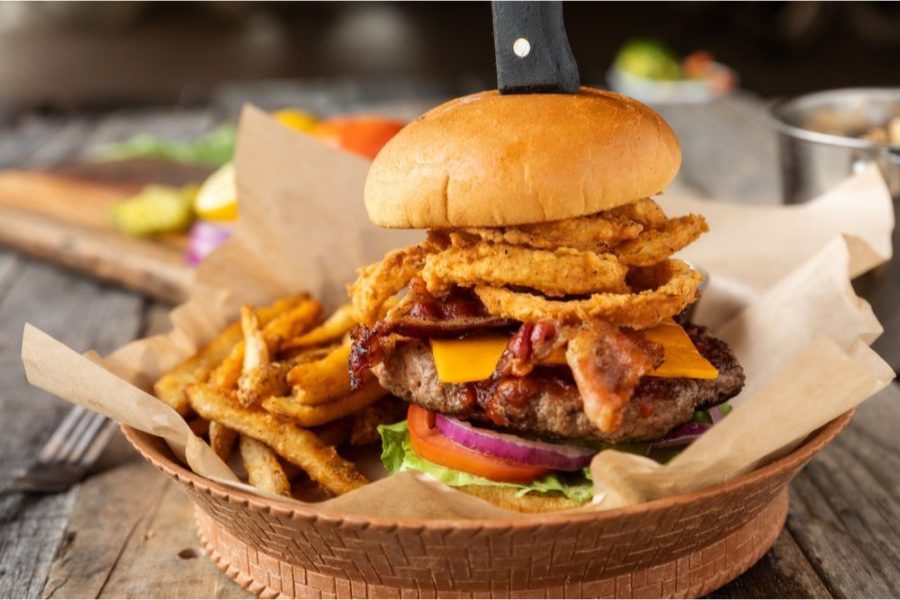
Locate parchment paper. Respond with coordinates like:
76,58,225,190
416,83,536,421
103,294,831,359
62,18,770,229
21,105,896,519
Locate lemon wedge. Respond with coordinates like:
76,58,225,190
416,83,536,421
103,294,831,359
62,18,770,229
194,162,238,222
274,109,318,133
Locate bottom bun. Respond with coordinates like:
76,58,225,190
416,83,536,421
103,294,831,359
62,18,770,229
459,485,585,513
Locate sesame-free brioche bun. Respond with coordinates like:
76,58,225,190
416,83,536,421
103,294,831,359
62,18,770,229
364,88,681,229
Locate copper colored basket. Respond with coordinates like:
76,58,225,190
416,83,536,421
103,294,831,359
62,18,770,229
123,412,852,599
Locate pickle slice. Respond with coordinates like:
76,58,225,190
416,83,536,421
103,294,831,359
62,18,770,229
112,185,197,237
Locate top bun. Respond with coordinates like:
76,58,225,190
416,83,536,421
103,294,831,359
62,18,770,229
364,88,681,229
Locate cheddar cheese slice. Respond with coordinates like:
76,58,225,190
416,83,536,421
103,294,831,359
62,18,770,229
430,320,718,383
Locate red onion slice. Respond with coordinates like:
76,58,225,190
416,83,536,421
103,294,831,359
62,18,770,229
434,414,595,471
650,422,712,449
185,220,232,266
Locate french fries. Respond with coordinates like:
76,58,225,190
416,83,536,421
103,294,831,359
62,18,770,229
241,305,270,373
237,304,289,407
209,420,238,460
237,361,293,407
157,298,396,500
239,436,291,497
282,303,355,350
285,342,352,405
187,383,368,496
209,299,321,391
262,379,386,427
153,294,307,415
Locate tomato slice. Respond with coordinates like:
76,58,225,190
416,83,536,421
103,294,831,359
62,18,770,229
406,405,549,483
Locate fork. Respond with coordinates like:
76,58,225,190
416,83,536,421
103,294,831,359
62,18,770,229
0,406,118,497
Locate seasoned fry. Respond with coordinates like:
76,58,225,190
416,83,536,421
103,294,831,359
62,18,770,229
209,420,238,460
263,380,387,427
236,304,284,407
154,325,242,416
237,361,293,407
474,259,702,330
209,299,321,391
283,304,355,351
153,294,306,415
241,305,269,373
422,243,628,297
350,245,427,326
614,214,708,267
187,383,367,495
239,435,291,497
285,342,352,405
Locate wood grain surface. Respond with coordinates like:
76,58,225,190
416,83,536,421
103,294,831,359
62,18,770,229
0,89,897,599
0,167,198,304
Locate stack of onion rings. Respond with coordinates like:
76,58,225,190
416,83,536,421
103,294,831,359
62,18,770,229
474,259,701,329
350,245,426,326
350,199,707,330
421,243,629,297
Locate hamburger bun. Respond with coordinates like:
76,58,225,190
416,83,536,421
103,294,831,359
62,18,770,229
364,88,681,229
459,485,584,513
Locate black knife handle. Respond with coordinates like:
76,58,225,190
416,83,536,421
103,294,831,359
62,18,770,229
492,1,580,95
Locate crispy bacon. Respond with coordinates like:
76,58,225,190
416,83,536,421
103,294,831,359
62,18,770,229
349,279,512,389
353,275,668,435
397,279,513,335
565,322,663,433
496,320,564,377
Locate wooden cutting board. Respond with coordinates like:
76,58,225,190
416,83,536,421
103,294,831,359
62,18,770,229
0,160,214,304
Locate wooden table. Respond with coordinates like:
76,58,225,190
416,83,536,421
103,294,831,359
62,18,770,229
1,89,898,599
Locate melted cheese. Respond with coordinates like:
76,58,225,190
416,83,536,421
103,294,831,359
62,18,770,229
644,320,719,380
430,335,509,383
430,320,718,384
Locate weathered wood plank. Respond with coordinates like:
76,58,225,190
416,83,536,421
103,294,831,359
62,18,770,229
25,118,95,168
0,251,23,301
96,473,251,599
41,444,174,599
710,529,832,599
0,116,67,169
78,108,221,161
0,254,145,598
141,300,174,337
786,385,900,598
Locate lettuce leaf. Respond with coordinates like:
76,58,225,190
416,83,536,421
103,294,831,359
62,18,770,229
378,421,594,504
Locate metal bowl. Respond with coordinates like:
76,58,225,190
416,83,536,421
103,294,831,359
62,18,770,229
771,88,900,203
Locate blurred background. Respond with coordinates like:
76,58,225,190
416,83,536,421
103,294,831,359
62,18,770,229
1,1,900,115
0,1,898,366
1,7,898,600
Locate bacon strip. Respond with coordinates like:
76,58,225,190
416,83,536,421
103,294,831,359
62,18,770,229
565,322,663,433
496,321,564,377
349,280,513,388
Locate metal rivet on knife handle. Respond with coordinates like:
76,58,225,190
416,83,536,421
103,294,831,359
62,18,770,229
492,1,581,95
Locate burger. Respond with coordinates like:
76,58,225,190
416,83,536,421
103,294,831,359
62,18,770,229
347,88,745,512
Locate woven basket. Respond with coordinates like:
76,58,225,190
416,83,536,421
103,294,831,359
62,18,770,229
123,412,851,599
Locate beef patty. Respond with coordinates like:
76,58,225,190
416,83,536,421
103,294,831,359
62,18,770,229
372,323,745,443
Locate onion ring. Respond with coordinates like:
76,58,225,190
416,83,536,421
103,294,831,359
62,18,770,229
614,214,709,266
607,197,668,229
474,259,702,329
421,243,629,298
350,245,427,326
459,211,644,251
